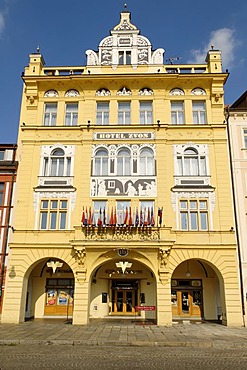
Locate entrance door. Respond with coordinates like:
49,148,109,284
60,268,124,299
114,290,135,314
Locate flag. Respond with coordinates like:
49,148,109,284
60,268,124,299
83,207,88,226
81,207,85,224
103,207,106,226
147,207,151,226
144,207,148,226
110,207,114,226
97,207,102,226
158,207,163,226
113,207,117,226
140,208,143,226
135,207,139,227
88,206,92,226
151,207,155,226
129,206,133,226
124,207,128,226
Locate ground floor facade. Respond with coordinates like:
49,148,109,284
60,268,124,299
1,229,244,327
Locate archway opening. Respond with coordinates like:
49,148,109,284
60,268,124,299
171,259,224,323
25,258,74,321
89,257,157,323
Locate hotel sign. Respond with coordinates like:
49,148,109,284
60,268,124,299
94,132,154,140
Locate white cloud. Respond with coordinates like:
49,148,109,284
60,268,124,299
0,12,5,35
189,28,238,68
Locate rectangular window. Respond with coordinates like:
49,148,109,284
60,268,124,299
171,101,184,124
0,151,5,160
119,51,131,65
40,199,68,230
44,103,57,126
116,200,130,225
96,102,109,125
192,101,207,124
118,102,131,125
140,101,153,125
180,199,208,231
140,200,155,226
243,129,247,148
93,200,107,225
0,183,4,205
65,103,78,126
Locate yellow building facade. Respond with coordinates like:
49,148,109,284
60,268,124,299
1,10,244,326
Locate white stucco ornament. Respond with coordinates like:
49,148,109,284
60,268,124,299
116,261,132,273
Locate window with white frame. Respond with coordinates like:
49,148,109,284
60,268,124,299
192,101,207,124
116,200,130,225
117,148,131,176
243,129,247,148
118,102,131,125
140,200,154,226
140,101,153,125
44,103,57,126
65,103,78,126
177,148,206,176
94,149,108,176
40,199,68,230
43,149,71,177
171,101,184,124
139,147,155,175
96,102,109,125
180,199,208,230
93,200,107,225
119,51,131,65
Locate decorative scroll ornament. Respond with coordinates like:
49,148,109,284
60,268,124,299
159,247,171,267
139,88,153,96
73,246,86,266
169,88,185,96
96,88,111,96
191,88,206,95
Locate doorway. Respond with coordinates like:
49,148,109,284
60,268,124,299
111,280,138,315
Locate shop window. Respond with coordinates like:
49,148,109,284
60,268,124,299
65,103,78,126
40,199,68,230
44,103,57,126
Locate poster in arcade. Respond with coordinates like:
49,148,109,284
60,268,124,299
58,290,68,305
47,290,56,305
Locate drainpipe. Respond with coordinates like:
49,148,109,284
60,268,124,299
0,146,17,308
225,107,246,326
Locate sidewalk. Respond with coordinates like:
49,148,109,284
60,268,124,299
0,319,247,349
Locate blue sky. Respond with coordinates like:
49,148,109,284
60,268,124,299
0,0,246,143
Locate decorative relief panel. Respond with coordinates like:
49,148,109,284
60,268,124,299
191,88,206,95
171,191,216,212
44,90,59,98
117,87,132,96
91,177,157,197
139,88,153,96
81,226,160,241
65,89,79,97
169,88,185,96
96,88,111,96
33,191,76,211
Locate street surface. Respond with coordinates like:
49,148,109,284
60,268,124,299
0,344,247,369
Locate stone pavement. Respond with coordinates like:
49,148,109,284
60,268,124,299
0,319,247,349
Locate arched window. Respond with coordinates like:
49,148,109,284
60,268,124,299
43,148,71,177
95,149,108,176
139,148,155,175
117,148,131,176
177,148,206,176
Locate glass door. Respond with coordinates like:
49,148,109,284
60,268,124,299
113,290,135,314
